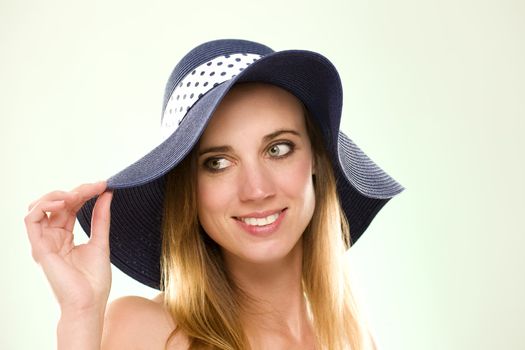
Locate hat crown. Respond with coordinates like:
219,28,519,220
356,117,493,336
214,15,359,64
162,39,274,117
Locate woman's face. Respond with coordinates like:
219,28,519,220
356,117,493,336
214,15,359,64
196,83,316,265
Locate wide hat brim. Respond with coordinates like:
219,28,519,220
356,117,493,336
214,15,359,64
77,49,404,290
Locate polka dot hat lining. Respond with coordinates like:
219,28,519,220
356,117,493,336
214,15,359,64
161,53,262,140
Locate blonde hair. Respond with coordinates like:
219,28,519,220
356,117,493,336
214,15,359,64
161,107,376,349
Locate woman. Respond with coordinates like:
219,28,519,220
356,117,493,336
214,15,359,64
24,39,404,349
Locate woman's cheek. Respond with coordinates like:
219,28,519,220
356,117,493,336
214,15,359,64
275,158,314,197
197,174,235,220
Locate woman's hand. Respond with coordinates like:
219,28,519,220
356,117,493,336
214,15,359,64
24,181,113,313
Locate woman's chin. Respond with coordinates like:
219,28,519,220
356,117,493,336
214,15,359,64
224,238,303,268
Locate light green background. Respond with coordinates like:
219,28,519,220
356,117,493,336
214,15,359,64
2,0,524,349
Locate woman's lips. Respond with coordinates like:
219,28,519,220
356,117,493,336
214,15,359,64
233,208,287,237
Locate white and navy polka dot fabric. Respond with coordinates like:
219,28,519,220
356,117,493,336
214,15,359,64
160,53,262,140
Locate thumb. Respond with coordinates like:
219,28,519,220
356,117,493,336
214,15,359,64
90,191,113,250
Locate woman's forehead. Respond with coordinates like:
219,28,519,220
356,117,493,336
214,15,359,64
200,83,306,141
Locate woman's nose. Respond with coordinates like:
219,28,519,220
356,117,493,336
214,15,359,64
237,162,276,202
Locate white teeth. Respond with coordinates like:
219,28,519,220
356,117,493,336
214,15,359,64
240,213,279,226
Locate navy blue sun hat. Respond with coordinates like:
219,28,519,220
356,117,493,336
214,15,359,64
77,39,404,290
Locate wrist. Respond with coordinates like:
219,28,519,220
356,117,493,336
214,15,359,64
59,303,106,321
59,294,108,313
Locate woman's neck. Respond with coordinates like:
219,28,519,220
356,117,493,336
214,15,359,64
222,239,316,348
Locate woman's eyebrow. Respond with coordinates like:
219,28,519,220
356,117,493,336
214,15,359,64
262,129,300,143
198,145,232,157
198,129,300,157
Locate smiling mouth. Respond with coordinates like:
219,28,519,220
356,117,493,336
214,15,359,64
233,209,287,227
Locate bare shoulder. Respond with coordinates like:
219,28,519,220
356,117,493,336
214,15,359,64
101,293,189,350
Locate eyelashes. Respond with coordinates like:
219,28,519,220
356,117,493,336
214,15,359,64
202,141,296,173
203,157,233,172
267,142,293,158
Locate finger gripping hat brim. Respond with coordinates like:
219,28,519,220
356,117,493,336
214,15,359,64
77,39,404,290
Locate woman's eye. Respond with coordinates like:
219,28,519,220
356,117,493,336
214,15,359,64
267,143,293,158
204,158,232,171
